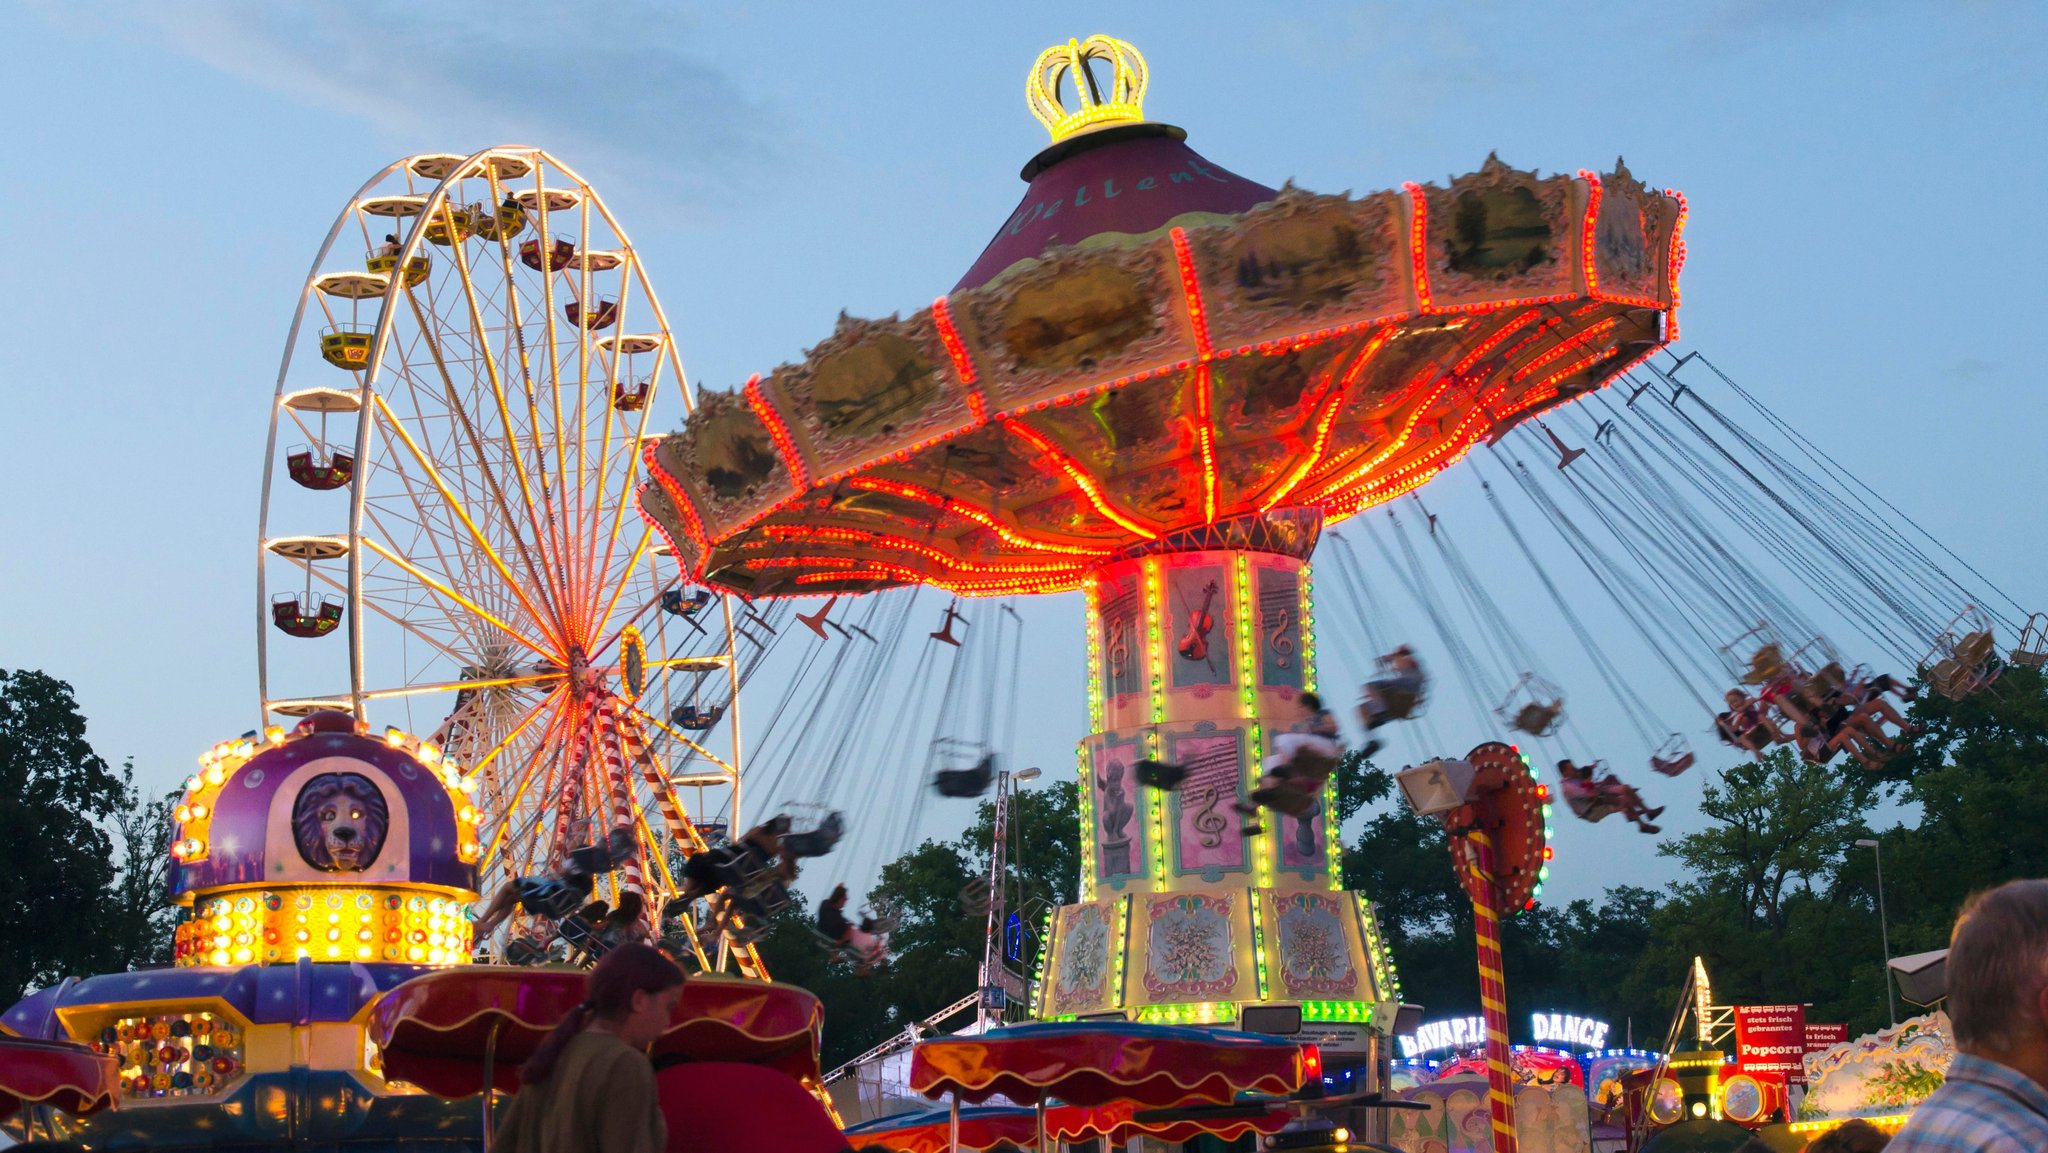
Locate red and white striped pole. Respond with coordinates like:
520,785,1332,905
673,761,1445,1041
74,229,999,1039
596,700,646,903
1464,828,1518,1153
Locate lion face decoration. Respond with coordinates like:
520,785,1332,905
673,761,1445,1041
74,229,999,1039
291,772,390,872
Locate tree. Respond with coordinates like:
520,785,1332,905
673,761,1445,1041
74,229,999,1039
1877,666,2048,951
105,766,179,971
0,670,131,1003
1658,749,1875,936
749,781,1081,1070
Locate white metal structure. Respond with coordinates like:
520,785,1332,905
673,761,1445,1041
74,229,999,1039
255,147,760,974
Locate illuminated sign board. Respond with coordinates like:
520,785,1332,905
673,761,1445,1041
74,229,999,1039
1530,1012,1610,1051
1396,1010,1612,1057
1397,1015,1486,1057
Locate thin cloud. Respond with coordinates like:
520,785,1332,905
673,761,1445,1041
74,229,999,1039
55,1,795,205
1946,357,1996,382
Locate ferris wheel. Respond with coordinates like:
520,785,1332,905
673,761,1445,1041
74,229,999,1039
255,146,757,973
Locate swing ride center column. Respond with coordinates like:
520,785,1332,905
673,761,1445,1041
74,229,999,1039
1032,512,1398,1035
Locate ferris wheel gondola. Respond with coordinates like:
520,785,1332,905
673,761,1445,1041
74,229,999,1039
254,147,762,977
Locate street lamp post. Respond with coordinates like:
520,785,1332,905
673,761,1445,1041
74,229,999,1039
1855,838,1897,1026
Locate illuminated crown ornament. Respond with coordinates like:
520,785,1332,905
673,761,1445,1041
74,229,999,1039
1027,35,1149,142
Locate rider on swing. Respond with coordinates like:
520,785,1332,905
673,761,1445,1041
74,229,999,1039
816,884,888,975
1236,691,1343,836
1556,759,1663,835
1358,645,1427,755
470,825,638,939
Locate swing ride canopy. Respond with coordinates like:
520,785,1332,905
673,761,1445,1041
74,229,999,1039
639,36,1686,598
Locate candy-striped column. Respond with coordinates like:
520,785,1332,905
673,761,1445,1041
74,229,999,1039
618,713,708,852
1465,829,1518,1153
594,701,646,902
547,698,593,870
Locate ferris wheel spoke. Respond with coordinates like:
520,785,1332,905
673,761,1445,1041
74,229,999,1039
514,172,578,627
467,682,566,783
358,503,504,657
580,339,655,642
472,213,583,630
359,537,557,660
466,233,574,637
586,527,656,654
359,670,563,702
371,395,567,651
626,703,738,777
299,559,484,670
478,688,578,872
397,280,571,636
567,266,637,633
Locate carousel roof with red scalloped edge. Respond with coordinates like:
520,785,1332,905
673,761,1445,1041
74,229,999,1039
638,140,1684,600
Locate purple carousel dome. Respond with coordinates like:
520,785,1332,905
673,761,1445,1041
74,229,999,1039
168,711,479,902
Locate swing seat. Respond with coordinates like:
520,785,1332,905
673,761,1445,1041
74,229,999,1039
934,758,995,798
717,849,782,896
1363,677,1424,725
1250,778,1318,819
1562,785,1620,823
1511,702,1563,737
563,826,639,880
556,915,608,964
958,878,992,917
501,938,546,965
1135,760,1187,790
1743,644,1788,686
781,811,844,860
1650,751,1695,777
1955,630,1996,668
2010,614,2048,669
745,881,792,917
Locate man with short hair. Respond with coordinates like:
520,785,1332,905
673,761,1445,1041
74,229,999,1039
1888,878,2048,1151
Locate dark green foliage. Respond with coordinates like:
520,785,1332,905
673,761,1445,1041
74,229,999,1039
1336,668,2048,1044
756,781,1079,1069
0,670,174,1003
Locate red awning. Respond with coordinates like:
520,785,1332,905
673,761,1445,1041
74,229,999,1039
845,1098,1294,1152
0,1034,120,1121
909,1021,1302,1107
368,967,824,1097
1048,1098,1294,1145
655,1062,848,1153
843,1106,1036,1153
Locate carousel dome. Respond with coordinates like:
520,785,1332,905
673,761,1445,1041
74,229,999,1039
166,711,481,967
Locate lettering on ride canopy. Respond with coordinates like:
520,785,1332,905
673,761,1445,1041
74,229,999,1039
1002,159,1241,237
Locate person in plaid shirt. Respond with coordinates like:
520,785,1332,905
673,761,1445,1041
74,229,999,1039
1888,879,2048,1151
